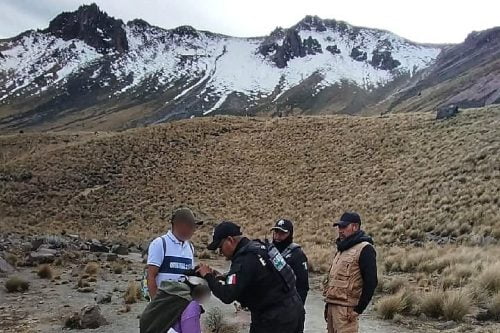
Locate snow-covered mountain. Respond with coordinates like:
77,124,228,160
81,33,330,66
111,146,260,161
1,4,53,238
0,4,497,132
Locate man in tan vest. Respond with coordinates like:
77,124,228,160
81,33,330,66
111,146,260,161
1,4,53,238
323,212,378,333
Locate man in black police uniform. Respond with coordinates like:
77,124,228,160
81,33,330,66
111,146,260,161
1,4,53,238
271,218,309,304
197,221,305,333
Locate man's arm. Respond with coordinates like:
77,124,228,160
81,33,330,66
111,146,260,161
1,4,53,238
289,250,310,304
147,265,159,299
354,245,378,314
146,238,163,300
198,256,255,304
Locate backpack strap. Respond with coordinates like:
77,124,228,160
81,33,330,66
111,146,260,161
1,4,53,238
282,243,301,258
161,236,167,257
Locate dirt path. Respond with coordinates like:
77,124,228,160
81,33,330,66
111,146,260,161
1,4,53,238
0,254,424,333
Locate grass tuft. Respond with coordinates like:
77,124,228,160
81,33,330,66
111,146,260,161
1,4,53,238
5,276,29,293
37,264,53,279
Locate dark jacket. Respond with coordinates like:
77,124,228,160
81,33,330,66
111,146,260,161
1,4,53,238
139,281,191,333
275,241,309,304
336,230,378,314
204,237,296,313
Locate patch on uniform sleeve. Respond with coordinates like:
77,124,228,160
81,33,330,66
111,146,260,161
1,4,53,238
226,274,237,285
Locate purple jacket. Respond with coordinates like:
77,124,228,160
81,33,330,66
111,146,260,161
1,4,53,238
171,300,202,333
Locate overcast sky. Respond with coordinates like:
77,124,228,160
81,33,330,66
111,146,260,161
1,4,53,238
1,0,498,43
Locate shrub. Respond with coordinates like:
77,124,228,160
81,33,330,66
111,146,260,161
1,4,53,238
476,263,500,295
124,281,141,304
37,264,53,279
376,289,415,320
419,290,445,318
203,307,238,333
385,278,406,294
443,290,471,321
5,276,29,293
84,262,100,275
487,292,500,320
377,294,404,319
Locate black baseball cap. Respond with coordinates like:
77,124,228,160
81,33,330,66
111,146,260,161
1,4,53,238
207,221,242,250
270,219,294,234
334,212,362,228
171,207,203,226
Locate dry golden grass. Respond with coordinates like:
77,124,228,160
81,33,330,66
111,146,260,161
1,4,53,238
418,290,445,318
84,262,100,276
0,107,497,256
487,292,500,320
124,281,141,304
442,290,471,321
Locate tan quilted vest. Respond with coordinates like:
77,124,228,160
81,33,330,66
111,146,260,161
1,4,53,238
323,241,370,306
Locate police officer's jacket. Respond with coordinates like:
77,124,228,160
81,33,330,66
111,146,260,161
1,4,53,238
204,237,296,313
280,243,309,303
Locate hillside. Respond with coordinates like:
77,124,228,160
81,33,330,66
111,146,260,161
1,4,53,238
1,105,499,268
1,4,498,132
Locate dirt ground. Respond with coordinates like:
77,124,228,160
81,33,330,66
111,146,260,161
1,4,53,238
0,253,435,333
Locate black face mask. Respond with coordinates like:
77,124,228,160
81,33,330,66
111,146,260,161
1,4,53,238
273,234,293,252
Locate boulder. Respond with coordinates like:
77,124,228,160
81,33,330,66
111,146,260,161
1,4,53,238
111,244,129,255
106,253,118,262
95,293,112,304
26,248,57,265
436,105,459,120
65,305,108,329
0,256,15,274
89,240,109,253
31,238,44,251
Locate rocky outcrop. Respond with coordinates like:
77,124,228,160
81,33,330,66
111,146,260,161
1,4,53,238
370,50,401,70
350,47,367,61
44,3,128,53
172,25,199,38
436,105,459,120
326,45,341,55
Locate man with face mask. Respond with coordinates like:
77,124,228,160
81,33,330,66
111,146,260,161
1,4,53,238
271,219,309,304
323,212,378,333
197,221,305,333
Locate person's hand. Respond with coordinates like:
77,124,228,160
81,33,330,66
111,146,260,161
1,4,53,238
347,308,359,322
324,303,329,322
196,263,213,277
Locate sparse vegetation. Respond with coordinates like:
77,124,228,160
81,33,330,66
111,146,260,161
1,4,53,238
5,276,29,293
84,262,100,275
203,307,238,333
124,281,141,304
487,292,500,320
442,290,471,321
376,289,415,319
419,290,445,318
37,264,53,279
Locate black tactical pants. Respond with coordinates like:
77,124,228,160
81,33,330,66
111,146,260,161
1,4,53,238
250,295,305,333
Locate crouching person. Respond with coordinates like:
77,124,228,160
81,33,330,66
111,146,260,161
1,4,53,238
324,212,378,333
140,275,210,333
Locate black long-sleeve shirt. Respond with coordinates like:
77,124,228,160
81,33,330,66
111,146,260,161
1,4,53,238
354,244,378,314
283,247,309,304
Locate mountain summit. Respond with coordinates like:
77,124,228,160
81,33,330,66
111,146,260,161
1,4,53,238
0,4,498,132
